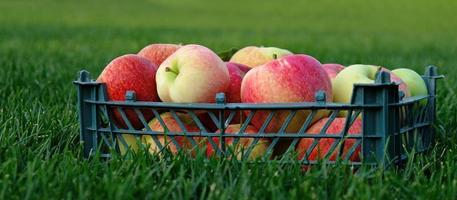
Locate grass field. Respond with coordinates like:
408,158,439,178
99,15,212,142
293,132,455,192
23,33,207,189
1,0,457,199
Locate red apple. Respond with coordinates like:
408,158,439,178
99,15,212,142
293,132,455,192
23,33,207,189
322,63,345,83
235,63,251,74
296,117,362,162
225,62,249,103
97,54,159,129
241,54,332,133
137,43,181,66
142,112,204,156
206,124,270,160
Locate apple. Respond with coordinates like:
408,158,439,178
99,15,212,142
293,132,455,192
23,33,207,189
296,117,362,162
225,62,249,103
332,64,411,104
156,44,230,103
117,134,141,155
322,63,345,83
229,46,293,68
142,112,204,156
392,68,428,103
97,54,159,129
241,54,332,133
206,124,270,160
234,62,251,73
137,43,181,66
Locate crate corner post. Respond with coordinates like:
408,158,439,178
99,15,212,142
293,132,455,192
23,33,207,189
74,70,100,158
352,71,401,168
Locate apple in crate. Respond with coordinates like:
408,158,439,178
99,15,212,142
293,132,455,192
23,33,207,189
241,54,332,133
225,62,249,103
117,134,141,155
137,43,181,66
229,46,293,68
392,68,428,104
241,54,332,155
97,54,159,129
206,124,270,160
332,64,410,104
142,112,204,156
156,44,230,103
296,117,362,162
322,63,345,84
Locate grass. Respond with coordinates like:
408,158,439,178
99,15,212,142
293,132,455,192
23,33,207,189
1,0,457,199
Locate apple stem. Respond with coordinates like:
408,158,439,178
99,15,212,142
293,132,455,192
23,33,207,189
165,67,178,75
273,54,278,59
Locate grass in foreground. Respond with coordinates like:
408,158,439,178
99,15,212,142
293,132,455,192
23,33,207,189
1,0,457,199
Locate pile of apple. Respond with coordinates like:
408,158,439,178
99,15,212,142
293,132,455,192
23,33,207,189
97,43,429,161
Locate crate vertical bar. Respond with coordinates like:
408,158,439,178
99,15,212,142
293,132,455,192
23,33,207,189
74,70,100,158
352,71,401,167
216,93,227,156
422,65,441,151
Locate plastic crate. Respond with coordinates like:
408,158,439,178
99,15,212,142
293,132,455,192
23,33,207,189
74,65,443,167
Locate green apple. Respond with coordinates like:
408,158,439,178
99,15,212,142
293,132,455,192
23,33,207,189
117,134,141,155
156,44,230,103
229,46,293,68
392,68,428,103
333,64,410,103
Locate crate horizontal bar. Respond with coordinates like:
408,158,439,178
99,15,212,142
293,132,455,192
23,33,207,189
84,99,382,110
88,128,379,139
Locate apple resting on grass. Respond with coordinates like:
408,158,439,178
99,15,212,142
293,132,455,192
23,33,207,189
142,112,204,156
206,124,270,160
137,43,181,66
156,44,230,103
332,64,411,104
229,46,293,68
392,68,428,104
296,117,362,162
241,54,332,133
97,54,159,129
322,63,345,84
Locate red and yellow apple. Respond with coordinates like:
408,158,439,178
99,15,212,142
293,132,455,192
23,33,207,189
137,43,181,66
229,46,293,68
97,54,159,129
206,124,270,160
241,54,332,133
322,63,345,84
142,112,204,156
156,44,230,103
296,117,362,162
332,64,410,104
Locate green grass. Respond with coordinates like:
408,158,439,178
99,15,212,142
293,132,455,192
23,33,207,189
1,0,457,199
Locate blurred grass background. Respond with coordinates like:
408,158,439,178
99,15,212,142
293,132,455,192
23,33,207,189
1,0,456,199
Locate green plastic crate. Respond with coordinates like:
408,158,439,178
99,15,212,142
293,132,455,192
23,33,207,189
74,65,443,167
